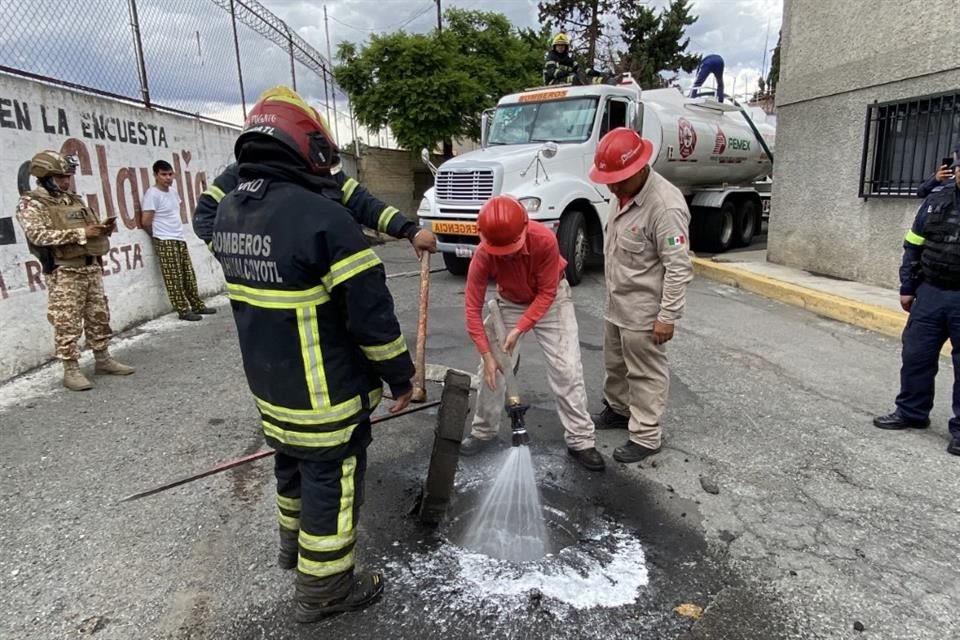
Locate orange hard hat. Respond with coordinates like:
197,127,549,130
478,195,529,256
588,127,654,184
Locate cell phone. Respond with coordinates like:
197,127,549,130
942,157,954,169
104,217,117,228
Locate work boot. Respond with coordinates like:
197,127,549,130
872,412,929,430
948,437,960,457
613,441,662,463
294,570,384,623
567,447,605,472
195,307,217,315
460,435,498,457
93,350,135,376
592,403,628,430
62,360,93,391
178,311,203,321
278,527,298,570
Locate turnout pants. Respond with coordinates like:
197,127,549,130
153,239,203,314
469,280,596,451
46,265,113,361
602,320,670,449
895,282,960,437
274,439,368,599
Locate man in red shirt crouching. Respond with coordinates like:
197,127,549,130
460,195,604,472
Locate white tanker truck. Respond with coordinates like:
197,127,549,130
417,74,776,284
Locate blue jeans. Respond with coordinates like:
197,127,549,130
895,282,960,436
691,54,725,102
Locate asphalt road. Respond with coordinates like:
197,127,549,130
0,239,957,640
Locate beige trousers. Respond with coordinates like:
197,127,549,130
602,320,669,449
470,280,596,451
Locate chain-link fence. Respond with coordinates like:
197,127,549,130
0,0,364,147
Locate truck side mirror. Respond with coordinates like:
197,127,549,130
540,141,558,159
420,148,430,165
481,111,491,149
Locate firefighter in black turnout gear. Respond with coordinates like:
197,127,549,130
875,161,960,457
213,87,416,622
543,33,579,85
193,97,437,255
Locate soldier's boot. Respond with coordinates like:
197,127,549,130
278,527,298,570
93,349,135,376
293,569,384,624
62,360,93,392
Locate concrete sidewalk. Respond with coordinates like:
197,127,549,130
692,249,919,347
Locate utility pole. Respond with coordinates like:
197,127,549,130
435,0,442,34
323,5,341,146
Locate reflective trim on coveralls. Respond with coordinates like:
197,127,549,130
262,420,358,447
359,335,408,362
255,389,382,426
204,185,226,202
322,248,382,290
377,206,399,233
298,456,359,578
341,178,359,205
226,282,331,309
905,230,926,246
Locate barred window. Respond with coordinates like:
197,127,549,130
859,92,959,198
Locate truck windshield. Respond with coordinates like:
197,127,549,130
488,97,599,145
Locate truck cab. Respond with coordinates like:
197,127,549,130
418,75,774,283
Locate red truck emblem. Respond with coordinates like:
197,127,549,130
678,118,697,158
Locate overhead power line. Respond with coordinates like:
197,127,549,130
327,3,435,33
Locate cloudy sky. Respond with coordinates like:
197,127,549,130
2,0,782,147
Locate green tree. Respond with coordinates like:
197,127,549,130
335,8,544,154
618,0,701,89
537,0,616,69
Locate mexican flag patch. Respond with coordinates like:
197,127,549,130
667,234,686,247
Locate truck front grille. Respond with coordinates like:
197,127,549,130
435,169,495,204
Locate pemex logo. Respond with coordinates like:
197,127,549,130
713,126,727,155
678,118,697,158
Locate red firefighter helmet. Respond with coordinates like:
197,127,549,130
235,86,339,174
588,127,654,184
477,195,529,256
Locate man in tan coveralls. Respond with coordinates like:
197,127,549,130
588,128,693,463
16,151,134,391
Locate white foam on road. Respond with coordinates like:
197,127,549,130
0,295,230,412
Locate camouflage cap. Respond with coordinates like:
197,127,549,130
29,150,79,178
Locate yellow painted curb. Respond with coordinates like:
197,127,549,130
692,257,919,346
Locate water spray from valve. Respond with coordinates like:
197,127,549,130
487,299,530,448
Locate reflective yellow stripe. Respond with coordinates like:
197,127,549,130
278,512,300,531
905,230,925,246
360,335,408,362
324,249,382,289
298,550,356,578
255,394,372,425
262,420,358,447
298,529,356,553
377,206,399,233
369,388,383,409
297,307,328,409
204,185,226,202
338,456,357,534
226,282,329,309
277,495,301,512
341,178,359,205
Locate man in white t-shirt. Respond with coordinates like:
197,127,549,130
141,160,215,321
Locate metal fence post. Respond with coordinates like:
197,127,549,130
127,0,151,107
229,0,247,118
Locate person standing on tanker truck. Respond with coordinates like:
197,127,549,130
690,54,725,103
15,151,134,391
192,88,437,258
141,160,216,322
458,195,605,472
588,128,694,463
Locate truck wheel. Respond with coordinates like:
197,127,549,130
558,209,588,285
733,199,758,248
442,252,471,276
700,202,735,253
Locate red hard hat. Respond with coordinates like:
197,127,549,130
478,195,529,256
589,127,654,184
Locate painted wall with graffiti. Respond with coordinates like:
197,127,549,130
0,73,237,383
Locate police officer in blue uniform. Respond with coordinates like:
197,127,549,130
874,160,960,457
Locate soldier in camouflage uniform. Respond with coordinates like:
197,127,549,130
15,151,134,391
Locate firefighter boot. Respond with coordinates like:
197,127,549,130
93,349,135,376
278,527,298,570
293,569,384,623
62,360,93,391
